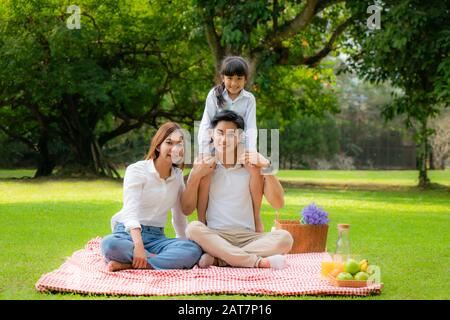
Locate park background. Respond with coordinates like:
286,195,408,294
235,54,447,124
0,0,448,299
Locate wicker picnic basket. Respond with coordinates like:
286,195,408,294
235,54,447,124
274,212,329,254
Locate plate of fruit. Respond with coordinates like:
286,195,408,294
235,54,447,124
325,258,381,288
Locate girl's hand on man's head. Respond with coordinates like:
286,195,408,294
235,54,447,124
240,151,270,168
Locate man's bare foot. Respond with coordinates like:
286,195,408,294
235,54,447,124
198,253,216,268
258,258,271,268
107,261,133,272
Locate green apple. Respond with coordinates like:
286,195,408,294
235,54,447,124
344,259,360,275
354,272,369,280
336,272,353,281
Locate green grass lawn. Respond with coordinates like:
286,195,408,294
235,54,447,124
5,168,449,187
0,170,449,300
276,170,450,186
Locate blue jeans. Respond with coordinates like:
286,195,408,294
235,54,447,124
101,223,202,270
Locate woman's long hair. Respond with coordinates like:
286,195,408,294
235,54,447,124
145,122,184,169
214,56,250,109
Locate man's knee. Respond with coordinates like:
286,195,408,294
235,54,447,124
274,230,294,253
185,221,207,240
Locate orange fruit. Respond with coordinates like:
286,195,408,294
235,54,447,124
329,267,344,278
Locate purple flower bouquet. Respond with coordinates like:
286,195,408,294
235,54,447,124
301,203,329,225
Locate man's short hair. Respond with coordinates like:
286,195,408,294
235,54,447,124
211,110,245,130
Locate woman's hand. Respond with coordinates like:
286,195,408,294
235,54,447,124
191,154,216,178
129,228,148,269
132,244,149,269
239,151,270,168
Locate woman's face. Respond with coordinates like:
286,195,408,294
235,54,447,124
158,130,184,165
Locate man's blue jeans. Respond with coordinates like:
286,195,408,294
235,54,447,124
101,223,202,270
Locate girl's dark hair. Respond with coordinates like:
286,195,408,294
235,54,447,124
211,110,245,131
214,56,250,109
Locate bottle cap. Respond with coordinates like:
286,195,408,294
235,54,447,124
337,223,350,230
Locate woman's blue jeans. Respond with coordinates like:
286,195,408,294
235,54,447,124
101,223,202,270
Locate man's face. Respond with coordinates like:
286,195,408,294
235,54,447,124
212,121,242,156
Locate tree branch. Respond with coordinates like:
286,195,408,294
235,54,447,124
81,12,101,44
301,17,353,67
272,0,279,31
98,120,143,146
203,9,225,72
268,0,319,45
0,124,37,151
314,0,345,14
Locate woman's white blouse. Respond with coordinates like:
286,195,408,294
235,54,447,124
110,160,187,238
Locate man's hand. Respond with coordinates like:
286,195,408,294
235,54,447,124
181,154,216,216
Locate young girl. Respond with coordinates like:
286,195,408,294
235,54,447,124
197,56,265,232
101,122,202,271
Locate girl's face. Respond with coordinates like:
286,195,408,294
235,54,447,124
222,74,247,96
157,130,184,165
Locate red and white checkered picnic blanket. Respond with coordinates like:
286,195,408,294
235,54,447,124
35,237,383,296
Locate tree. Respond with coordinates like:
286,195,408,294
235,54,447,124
0,0,210,177
278,114,340,169
194,0,354,85
191,0,354,140
1,0,359,177
344,0,450,187
429,114,450,170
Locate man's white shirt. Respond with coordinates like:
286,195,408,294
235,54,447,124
202,161,255,231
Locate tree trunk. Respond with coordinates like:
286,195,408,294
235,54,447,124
65,135,120,178
58,120,120,178
440,156,447,170
34,132,55,178
418,118,431,188
429,150,435,170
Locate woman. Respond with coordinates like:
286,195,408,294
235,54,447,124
101,122,202,271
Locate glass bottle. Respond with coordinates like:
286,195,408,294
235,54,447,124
334,223,351,263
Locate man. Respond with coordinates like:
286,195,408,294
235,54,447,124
181,110,293,269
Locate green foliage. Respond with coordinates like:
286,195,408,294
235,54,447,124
191,0,353,168
345,0,449,121
0,0,211,175
256,61,339,125
1,0,351,175
344,0,450,185
278,114,340,168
